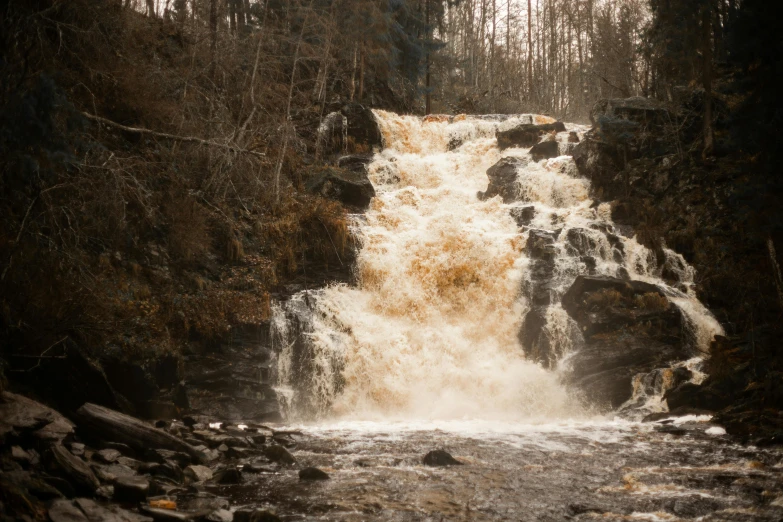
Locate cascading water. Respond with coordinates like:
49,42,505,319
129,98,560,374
272,111,723,422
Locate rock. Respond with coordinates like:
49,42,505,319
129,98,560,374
46,444,100,495
478,156,527,203
76,403,207,464
496,121,566,149
49,499,89,522
337,153,374,175
233,510,281,522
509,206,536,227
205,509,233,522
0,392,75,444
304,166,375,209
113,476,150,504
75,497,153,522
151,462,184,483
529,140,559,162
422,450,462,466
212,466,242,485
241,462,275,474
317,103,383,158
262,445,295,465
183,465,213,484
91,462,138,483
146,449,192,468
589,97,670,127
70,443,86,457
140,507,195,522
94,449,122,464
3,470,65,500
298,467,329,480
561,275,689,409
665,382,731,412
568,131,580,143
11,445,38,467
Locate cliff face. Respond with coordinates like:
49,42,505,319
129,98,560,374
573,93,783,444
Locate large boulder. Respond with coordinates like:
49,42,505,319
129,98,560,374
477,156,528,203
529,140,559,162
305,166,375,209
496,122,566,150
589,97,670,127
560,275,689,409
317,103,383,158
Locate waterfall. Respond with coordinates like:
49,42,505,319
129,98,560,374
273,111,722,421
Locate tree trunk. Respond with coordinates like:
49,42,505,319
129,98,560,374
426,0,432,114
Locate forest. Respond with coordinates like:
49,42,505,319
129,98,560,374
1,0,783,519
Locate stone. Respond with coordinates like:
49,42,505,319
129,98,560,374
94,449,122,464
304,166,376,209
496,121,566,149
46,444,100,495
298,467,330,480
205,509,233,522
422,450,463,466
150,462,183,483
561,275,689,409
233,510,281,522
113,476,150,504
509,206,536,227
317,103,383,158
49,500,89,522
183,465,213,484
75,497,152,522
262,445,295,465
529,140,559,161
478,156,528,203
140,507,195,522
212,467,242,485
0,392,75,444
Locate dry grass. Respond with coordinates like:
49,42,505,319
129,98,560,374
585,288,623,309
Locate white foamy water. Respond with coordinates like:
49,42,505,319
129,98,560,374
273,111,723,422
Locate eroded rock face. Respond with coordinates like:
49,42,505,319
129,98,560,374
304,166,376,209
496,122,566,150
560,275,690,409
478,156,528,203
529,140,560,162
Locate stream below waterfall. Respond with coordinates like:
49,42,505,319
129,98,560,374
235,113,783,520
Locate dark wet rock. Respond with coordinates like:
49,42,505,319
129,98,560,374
298,467,330,480
422,450,463,466
561,275,689,409
113,476,149,504
654,424,688,436
147,449,191,468
212,466,242,485
176,492,229,514
478,156,527,203
75,497,153,522
11,445,39,467
183,465,213,484
3,470,65,500
50,499,89,522
205,509,233,522
496,122,566,149
665,382,732,412
0,392,75,444
509,206,536,227
140,507,196,522
233,510,281,522
46,444,101,495
337,153,374,176
242,462,275,473
318,103,383,158
94,449,122,464
589,97,670,127
566,503,606,516
248,433,266,445
568,131,580,143
262,445,295,465
304,166,375,209
529,140,559,162
91,462,137,483
150,462,184,483
75,403,207,464
564,228,601,257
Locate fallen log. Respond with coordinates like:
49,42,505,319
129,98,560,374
75,403,207,464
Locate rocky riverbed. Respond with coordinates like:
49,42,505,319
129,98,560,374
3,390,783,521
